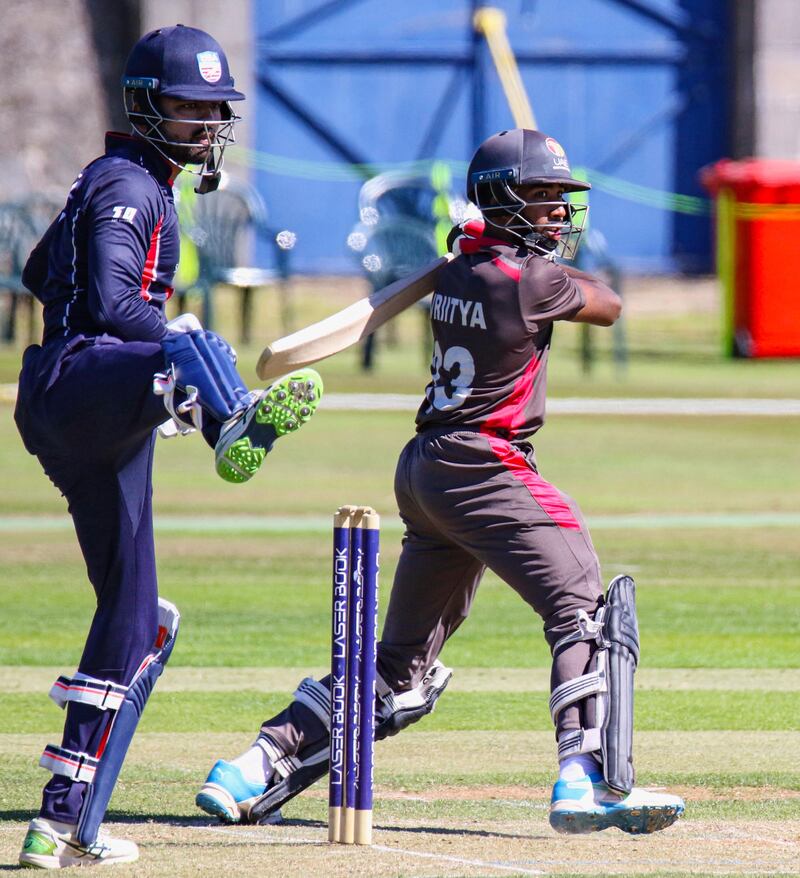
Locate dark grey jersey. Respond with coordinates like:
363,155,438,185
416,237,584,439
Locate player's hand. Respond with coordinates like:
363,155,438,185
446,218,485,254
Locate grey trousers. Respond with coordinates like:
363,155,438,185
260,428,604,756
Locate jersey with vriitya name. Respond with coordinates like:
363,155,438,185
416,235,584,440
22,132,179,345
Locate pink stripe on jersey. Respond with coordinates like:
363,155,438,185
140,215,164,300
484,435,582,530
480,352,541,439
491,255,521,281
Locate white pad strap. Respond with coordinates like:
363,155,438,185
271,754,303,780
153,370,202,437
40,744,100,783
549,670,607,723
155,314,204,438
553,607,607,654
49,674,128,712
257,735,300,781
376,659,452,714
293,677,330,730
557,728,603,760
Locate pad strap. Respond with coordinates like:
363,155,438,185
293,677,331,730
552,607,607,654
272,754,303,780
557,728,602,760
40,745,100,783
548,670,606,723
375,659,452,715
155,313,204,437
257,735,301,781
153,370,202,436
49,674,128,712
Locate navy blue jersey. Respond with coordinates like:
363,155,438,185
23,133,179,344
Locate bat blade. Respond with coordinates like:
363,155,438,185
256,254,452,381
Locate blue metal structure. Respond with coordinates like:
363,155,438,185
252,0,730,273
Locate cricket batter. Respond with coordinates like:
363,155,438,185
197,129,684,835
15,25,321,868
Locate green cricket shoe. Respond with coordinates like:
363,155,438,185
19,817,139,868
215,368,323,484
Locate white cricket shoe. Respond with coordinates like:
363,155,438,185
549,771,684,835
18,817,139,869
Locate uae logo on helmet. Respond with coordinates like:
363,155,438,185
544,137,570,171
197,51,222,83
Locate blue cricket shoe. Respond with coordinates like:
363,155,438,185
196,760,268,824
549,770,684,835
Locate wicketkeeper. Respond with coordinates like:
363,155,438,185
14,25,322,869
196,129,684,836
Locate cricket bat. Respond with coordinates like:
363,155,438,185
256,254,453,381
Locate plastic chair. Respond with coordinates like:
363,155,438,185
177,176,292,343
574,227,628,374
350,173,449,369
0,197,60,344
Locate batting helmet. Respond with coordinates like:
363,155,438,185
467,129,590,259
122,24,245,192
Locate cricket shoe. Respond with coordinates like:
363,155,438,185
18,817,138,869
196,760,271,824
215,368,323,484
549,771,684,835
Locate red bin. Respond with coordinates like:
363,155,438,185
701,159,800,357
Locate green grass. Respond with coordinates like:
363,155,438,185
2,689,798,735
2,288,799,874
0,520,798,668
3,278,800,398
0,527,798,668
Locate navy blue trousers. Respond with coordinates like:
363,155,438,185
15,335,214,823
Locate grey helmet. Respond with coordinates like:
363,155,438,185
122,25,245,193
467,129,590,259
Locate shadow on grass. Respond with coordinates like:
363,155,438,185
375,821,550,842
0,811,35,822
1,810,553,842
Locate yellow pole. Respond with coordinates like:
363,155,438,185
474,7,537,130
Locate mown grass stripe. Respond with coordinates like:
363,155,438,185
1,511,800,533
3,730,798,775
2,690,797,734
2,666,799,693
4,386,800,415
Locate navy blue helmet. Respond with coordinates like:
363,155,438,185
122,25,245,192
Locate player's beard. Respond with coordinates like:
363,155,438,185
161,132,214,168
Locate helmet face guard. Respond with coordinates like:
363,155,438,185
121,25,245,193
472,174,588,261
123,84,239,188
467,129,591,260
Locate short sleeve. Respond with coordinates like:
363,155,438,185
518,257,585,333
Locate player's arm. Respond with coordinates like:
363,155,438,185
85,173,169,343
561,265,622,327
22,214,63,299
